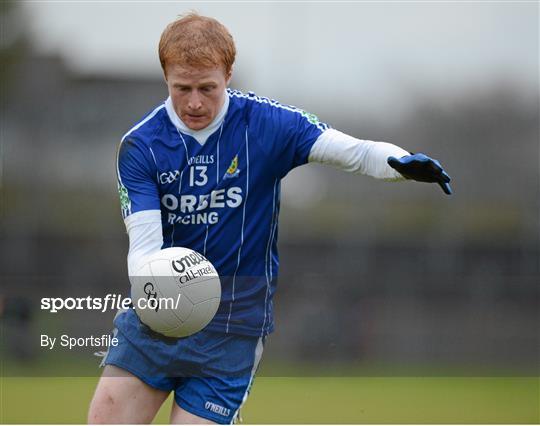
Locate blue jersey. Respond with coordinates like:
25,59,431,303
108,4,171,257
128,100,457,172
117,89,329,336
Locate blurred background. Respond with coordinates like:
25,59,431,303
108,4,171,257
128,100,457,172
0,1,538,422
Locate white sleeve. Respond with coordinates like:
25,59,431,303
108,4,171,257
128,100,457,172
308,128,410,180
124,210,163,276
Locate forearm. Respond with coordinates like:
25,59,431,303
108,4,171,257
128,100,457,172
124,210,163,276
308,128,409,180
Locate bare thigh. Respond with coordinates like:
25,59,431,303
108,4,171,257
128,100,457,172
170,403,218,424
88,365,169,424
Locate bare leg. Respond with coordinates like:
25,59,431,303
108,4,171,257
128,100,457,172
88,365,169,424
170,402,218,424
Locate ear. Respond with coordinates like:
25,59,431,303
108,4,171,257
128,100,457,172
225,68,233,86
162,64,170,84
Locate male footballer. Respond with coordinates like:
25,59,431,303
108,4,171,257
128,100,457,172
88,13,451,424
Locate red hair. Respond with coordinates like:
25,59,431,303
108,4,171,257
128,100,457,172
159,13,236,75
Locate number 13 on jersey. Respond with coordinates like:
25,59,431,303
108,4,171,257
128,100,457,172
189,166,208,187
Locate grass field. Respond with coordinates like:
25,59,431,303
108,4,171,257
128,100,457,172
1,376,538,423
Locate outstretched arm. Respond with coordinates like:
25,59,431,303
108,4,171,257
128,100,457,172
308,128,452,194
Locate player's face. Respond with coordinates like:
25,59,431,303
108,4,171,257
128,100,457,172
165,64,231,131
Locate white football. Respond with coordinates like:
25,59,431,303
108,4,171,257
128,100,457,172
130,247,221,338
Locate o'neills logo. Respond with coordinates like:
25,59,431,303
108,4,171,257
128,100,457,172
171,252,207,274
204,401,230,417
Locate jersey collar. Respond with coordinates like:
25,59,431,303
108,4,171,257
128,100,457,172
165,91,229,146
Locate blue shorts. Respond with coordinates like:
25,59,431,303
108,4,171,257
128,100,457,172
103,309,264,424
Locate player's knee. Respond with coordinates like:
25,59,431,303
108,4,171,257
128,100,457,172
87,388,116,424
